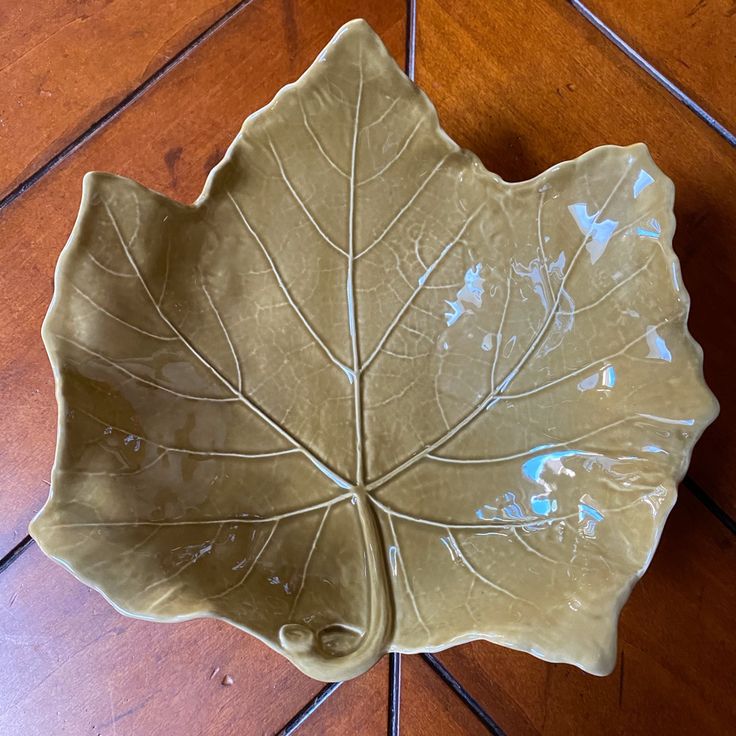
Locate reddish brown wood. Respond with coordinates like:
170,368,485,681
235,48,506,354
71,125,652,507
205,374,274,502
1,0,734,732
289,653,492,734
0,0,241,200
415,0,736,518
583,0,736,132
298,657,389,734
401,655,489,735
435,490,736,735
0,0,405,557
0,544,323,735
417,1,736,731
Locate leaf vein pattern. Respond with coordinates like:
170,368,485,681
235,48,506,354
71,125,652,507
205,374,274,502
102,200,352,489
367,162,643,491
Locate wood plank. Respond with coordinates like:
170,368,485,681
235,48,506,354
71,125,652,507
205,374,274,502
0,0,241,200
297,657,389,735
0,0,405,556
418,1,736,730
400,654,488,735
0,544,323,735
583,0,736,132
289,653,491,734
435,490,736,735
414,0,736,518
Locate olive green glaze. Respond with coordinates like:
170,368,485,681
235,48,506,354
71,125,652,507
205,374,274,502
31,19,717,682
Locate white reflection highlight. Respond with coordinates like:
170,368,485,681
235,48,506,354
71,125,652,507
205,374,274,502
501,491,525,520
440,535,458,561
671,262,680,291
637,218,661,239
444,263,484,326
568,203,618,264
643,445,668,454
512,252,566,314
578,495,604,538
633,169,655,198
123,434,142,452
646,326,672,362
578,373,598,391
339,364,355,384
638,413,695,426
577,365,616,392
530,494,557,516
388,545,398,575
523,450,586,483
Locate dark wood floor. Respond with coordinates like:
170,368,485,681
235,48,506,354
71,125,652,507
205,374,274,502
0,1,734,734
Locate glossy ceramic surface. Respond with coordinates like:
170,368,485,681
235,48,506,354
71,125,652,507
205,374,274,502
30,19,718,682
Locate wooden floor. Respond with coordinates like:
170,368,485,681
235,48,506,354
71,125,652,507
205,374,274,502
1,1,734,734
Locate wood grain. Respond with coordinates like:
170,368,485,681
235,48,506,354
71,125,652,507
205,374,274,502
400,655,489,735
435,490,736,735
0,0,405,557
418,1,736,731
0,0,242,200
297,657,389,735
415,0,736,518
583,0,736,132
1,2,734,733
288,654,491,734
0,544,323,735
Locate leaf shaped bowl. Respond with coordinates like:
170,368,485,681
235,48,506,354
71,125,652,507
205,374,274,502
31,19,718,682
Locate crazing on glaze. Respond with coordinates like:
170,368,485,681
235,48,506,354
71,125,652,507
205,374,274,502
31,19,718,682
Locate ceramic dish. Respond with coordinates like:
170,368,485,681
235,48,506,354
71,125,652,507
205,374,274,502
31,19,718,682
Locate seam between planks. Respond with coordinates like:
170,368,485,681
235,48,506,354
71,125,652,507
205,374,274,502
274,682,342,735
684,476,736,536
0,535,33,577
405,0,417,81
421,654,507,735
570,0,736,147
567,1,736,534
0,0,255,215
0,0,255,578
388,652,401,735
